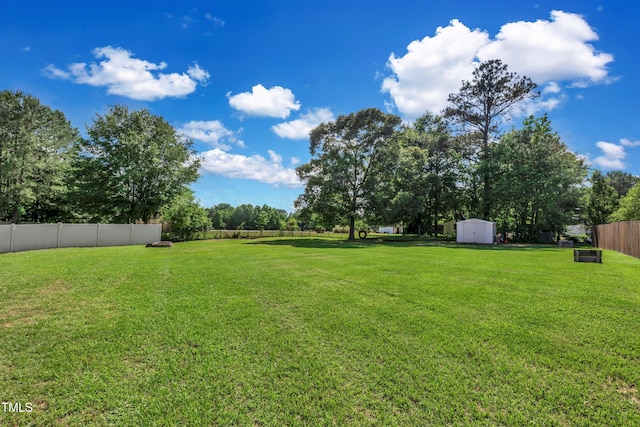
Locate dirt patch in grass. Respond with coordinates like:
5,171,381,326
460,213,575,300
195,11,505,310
38,279,71,296
617,384,640,408
604,377,640,409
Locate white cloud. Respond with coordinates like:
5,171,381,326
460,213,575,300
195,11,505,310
382,11,613,120
187,63,210,83
543,82,562,94
382,19,489,119
43,64,71,79
199,148,302,188
43,46,209,101
290,157,301,166
178,120,243,150
592,141,626,169
205,13,225,26
620,138,640,147
268,150,283,164
272,108,335,139
227,84,301,119
478,11,613,84
522,92,567,116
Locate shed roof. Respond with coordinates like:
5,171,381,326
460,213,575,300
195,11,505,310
456,218,495,224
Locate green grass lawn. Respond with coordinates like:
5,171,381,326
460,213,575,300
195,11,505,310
1,238,639,426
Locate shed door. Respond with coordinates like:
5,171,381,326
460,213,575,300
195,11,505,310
464,223,477,243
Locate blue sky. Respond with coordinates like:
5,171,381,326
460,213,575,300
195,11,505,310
2,1,638,211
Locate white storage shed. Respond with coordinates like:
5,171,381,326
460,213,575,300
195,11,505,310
456,218,496,244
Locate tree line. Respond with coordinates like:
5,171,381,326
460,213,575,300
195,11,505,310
0,93,200,226
3,59,639,242
295,60,640,241
207,203,295,231
0,92,298,240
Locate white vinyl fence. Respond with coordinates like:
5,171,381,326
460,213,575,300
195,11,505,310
0,223,161,254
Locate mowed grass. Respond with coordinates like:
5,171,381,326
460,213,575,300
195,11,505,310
0,238,639,426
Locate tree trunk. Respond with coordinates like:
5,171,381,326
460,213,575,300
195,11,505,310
348,216,355,240
11,203,19,223
481,126,492,220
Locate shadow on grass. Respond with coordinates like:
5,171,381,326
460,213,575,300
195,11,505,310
248,238,370,249
248,237,562,251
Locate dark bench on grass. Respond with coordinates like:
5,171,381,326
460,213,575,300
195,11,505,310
573,249,602,263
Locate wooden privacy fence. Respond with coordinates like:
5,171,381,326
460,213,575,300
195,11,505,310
595,221,640,259
0,223,161,254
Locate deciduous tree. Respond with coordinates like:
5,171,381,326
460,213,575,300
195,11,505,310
295,108,401,239
161,189,211,241
391,113,462,235
585,170,618,226
610,182,640,222
492,115,586,241
74,105,200,223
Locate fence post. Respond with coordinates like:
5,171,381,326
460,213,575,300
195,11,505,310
96,223,101,246
10,223,15,253
57,223,62,248
129,224,134,245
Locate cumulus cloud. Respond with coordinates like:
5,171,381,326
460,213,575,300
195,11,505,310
227,84,301,119
272,108,335,139
592,141,626,169
382,19,489,119
199,148,302,188
43,46,209,101
178,120,244,150
382,11,614,120
478,10,613,84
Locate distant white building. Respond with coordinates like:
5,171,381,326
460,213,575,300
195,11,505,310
378,225,403,234
456,218,496,244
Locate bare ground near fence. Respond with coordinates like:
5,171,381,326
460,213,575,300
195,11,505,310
596,221,640,259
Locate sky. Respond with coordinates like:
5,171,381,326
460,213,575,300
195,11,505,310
2,1,639,211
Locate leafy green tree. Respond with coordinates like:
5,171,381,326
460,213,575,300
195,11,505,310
285,217,299,231
266,207,288,230
610,182,640,222
295,108,401,239
585,170,618,226
227,204,255,229
161,190,211,241
256,209,269,231
0,90,79,223
392,114,462,236
74,105,200,223
208,203,286,230
390,143,431,233
444,59,538,219
492,115,586,241
606,170,639,198
208,203,233,229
